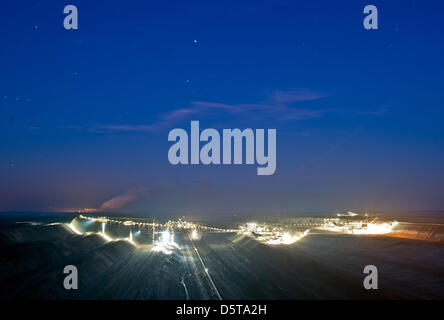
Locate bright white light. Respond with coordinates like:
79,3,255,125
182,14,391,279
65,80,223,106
247,222,257,230
152,230,179,255
337,212,359,217
67,223,82,235
152,245,172,255
351,221,398,234
99,232,112,242
240,221,309,245
319,220,398,235
162,230,171,244
191,230,199,240
282,232,293,244
265,230,309,245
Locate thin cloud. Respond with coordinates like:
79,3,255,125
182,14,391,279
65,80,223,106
329,106,387,116
66,89,384,133
270,89,327,103
93,124,160,133
99,187,149,211
91,89,326,133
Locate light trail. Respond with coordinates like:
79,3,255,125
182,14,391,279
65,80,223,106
66,223,137,247
190,237,222,300
67,223,82,235
180,274,189,300
396,221,444,226
100,231,113,242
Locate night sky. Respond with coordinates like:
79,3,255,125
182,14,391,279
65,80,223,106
1,0,444,215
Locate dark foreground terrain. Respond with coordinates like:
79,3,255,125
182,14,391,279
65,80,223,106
0,216,443,299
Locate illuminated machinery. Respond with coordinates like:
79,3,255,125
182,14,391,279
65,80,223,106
152,230,179,255
318,218,398,235
190,229,200,240
239,222,310,245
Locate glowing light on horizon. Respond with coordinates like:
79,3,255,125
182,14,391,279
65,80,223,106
351,221,398,234
78,208,97,213
337,211,359,217
318,220,398,235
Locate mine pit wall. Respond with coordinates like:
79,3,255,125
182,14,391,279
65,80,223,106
385,222,444,242
0,223,70,244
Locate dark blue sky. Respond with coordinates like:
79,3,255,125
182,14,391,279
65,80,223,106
1,0,444,215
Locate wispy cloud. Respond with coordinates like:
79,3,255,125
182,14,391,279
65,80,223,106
270,89,326,103
92,89,326,133
99,187,149,211
93,124,160,133
64,89,385,134
328,105,387,116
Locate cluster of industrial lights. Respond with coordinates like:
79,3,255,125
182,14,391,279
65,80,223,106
72,214,399,253
73,215,205,254
318,218,398,235
239,222,310,245
67,218,136,245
